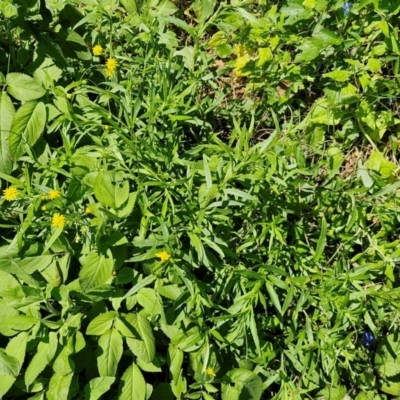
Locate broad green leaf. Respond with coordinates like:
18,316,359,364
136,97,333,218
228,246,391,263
125,314,155,363
87,312,117,335
79,250,114,291
168,345,183,383
0,315,38,335
367,58,381,72
97,329,123,377
47,372,73,400
6,73,46,101
6,331,28,365
0,375,15,398
323,70,351,82
9,101,46,160
84,377,115,400
225,369,263,400
0,92,14,174
0,350,20,376
0,270,25,299
25,332,58,387
94,170,129,210
119,364,146,400
257,48,273,66
216,44,232,58
137,288,163,315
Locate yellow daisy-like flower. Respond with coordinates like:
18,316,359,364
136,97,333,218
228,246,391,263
85,207,92,214
92,44,103,56
3,186,18,201
205,367,216,377
48,190,61,200
105,67,114,77
155,251,171,262
52,213,66,229
105,58,117,77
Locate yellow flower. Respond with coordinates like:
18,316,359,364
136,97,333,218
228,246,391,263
155,251,171,262
85,207,92,214
52,213,66,229
93,44,103,56
105,58,117,77
106,57,117,70
48,190,61,200
206,367,216,377
104,125,109,130
41,205,47,211
3,186,18,201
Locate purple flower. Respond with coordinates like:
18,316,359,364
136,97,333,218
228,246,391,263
342,2,352,15
361,332,375,348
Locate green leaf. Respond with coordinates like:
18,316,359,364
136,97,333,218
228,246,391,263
119,363,146,400
295,39,322,62
79,250,114,291
47,372,73,400
97,329,123,377
225,369,263,400
314,217,327,262
137,288,163,315
257,48,273,66
9,101,46,160
6,73,46,101
367,58,381,72
94,170,129,210
25,332,58,387
6,331,28,365
126,314,155,363
216,44,232,58
84,377,115,400
0,350,20,376
87,312,117,335
323,70,351,82
266,282,282,314
0,92,14,174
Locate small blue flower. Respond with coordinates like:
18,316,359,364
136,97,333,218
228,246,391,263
342,2,352,15
361,332,376,348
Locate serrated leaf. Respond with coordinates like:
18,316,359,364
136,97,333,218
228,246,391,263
9,101,46,160
87,312,117,335
25,332,58,387
84,377,115,400
119,364,146,400
79,250,114,291
97,329,123,377
94,170,129,210
126,314,155,363
137,288,163,315
6,73,46,101
0,350,20,376
47,372,73,400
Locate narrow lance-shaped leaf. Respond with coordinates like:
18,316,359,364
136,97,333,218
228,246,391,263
0,92,14,174
314,216,327,262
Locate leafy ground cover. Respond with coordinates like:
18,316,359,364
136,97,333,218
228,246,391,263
0,0,400,399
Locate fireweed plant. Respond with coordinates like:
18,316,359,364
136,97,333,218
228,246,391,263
0,0,400,399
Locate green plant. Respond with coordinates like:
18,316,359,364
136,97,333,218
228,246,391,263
0,0,400,399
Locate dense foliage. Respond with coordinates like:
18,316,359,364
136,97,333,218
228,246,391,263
0,0,400,399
